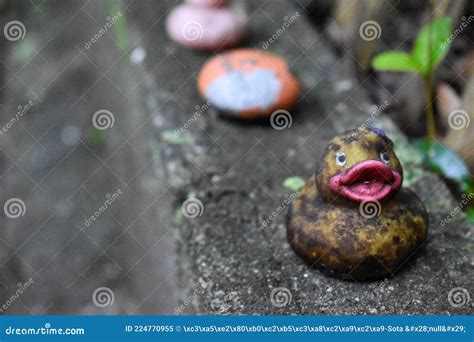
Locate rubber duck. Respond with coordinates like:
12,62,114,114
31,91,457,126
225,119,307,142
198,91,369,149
286,126,429,280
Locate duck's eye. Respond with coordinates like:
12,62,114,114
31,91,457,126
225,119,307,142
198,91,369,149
335,152,346,166
380,151,390,164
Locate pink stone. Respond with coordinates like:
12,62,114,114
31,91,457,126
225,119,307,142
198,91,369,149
185,0,228,7
166,3,246,50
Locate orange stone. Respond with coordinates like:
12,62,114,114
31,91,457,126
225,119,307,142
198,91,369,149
198,49,300,118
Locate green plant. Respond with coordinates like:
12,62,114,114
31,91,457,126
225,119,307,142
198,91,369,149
372,16,451,140
107,0,129,51
283,177,305,191
372,16,474,221
412,139,474,194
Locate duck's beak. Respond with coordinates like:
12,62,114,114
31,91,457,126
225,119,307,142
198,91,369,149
329,160,401,202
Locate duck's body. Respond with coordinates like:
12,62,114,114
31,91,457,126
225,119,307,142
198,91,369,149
287,177,428,280
286,127,429,280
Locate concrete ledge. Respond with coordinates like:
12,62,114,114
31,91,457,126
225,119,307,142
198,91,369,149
130,0,473,314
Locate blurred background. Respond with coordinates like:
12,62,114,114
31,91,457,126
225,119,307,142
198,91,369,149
0,0,472,315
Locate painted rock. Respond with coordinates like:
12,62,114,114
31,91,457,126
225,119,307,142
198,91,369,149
287,127,429,280
165,3,246,50
185,0,228,7
198,49,300,118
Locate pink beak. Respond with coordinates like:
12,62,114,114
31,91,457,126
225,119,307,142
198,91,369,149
329,160,401,202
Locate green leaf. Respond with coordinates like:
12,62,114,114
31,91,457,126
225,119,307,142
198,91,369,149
372,52,420,73
89,128,104,147
412,17,452,76
161,130,192,145
412,139,471,192
461,178,474,194
466,208,474,225
283,176,305,191
107,0,129,51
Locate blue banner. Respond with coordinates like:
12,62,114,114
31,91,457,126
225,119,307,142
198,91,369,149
0,316,472,341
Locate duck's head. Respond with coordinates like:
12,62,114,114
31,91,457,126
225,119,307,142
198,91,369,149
316,126,403,203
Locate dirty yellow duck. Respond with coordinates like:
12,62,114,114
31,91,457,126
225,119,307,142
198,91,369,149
287,126,429,280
